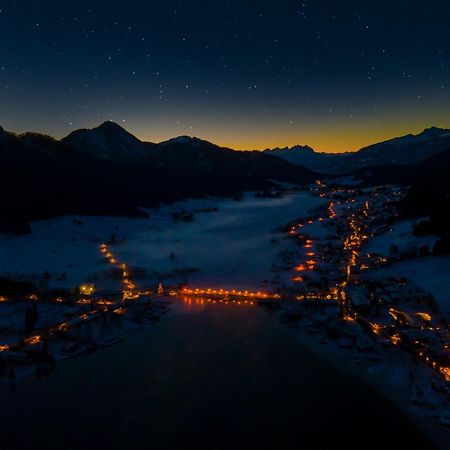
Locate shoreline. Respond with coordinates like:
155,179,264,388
281,317,449,450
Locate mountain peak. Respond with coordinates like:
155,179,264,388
290,144,316,153
264,144,316,154
159,135,205,146
95,120,128,133
62,121,147,160
0,125,10,144
421,126,448,137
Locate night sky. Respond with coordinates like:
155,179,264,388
1,0,449,152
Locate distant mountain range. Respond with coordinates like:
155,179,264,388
264,127,450,174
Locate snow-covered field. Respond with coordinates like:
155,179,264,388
374,256,450,316
0,191,324,292
367,219,437,256
363,219,449,316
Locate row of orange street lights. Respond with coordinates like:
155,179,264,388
0,243,141,354
291,200,337,279
339,197,450,381
100,243,140,300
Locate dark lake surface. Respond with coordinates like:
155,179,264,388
0,303,436,450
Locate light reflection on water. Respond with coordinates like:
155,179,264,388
0,303,436,450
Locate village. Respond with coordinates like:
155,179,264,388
274,182,450,427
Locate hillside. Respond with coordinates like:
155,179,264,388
0,123,319,233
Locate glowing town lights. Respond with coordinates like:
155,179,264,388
181,287,272,300
79,284,95,295
370,323,383,335
57,322,70,331
0,344,10,352
99,243,142,301
416,312,432,322
440,367,450,382
292,276,304,283
295,265,305,272
388,308,400,321
0,296,7,302
328,202,337,219
24,335,41,345
306,252,315,257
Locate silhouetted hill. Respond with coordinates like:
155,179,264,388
62,121,157,160
0,123,319,233
403,148,450,253
400,148,450,220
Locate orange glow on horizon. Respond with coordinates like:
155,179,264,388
130,117,450,153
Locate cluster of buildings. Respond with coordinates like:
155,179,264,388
280,183,449,389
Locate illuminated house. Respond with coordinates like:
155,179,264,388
79,284,95,296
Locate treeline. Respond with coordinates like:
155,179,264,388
400,149,450,254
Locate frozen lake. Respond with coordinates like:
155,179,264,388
0,303,436,450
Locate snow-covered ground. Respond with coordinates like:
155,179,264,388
374,256,450,316
0,191,324,292
364,219,449,316
285,315,450,448
367,219,437,256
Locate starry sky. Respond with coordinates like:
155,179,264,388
1,0,449,152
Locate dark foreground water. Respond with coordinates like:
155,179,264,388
0,304,435,450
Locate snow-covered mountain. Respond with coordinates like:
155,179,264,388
159,135,206,147
264,144,343,173
264,127,450,174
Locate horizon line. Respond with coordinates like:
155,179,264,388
2,120,449,155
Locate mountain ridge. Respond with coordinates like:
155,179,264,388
0,121,319,234
264,126,450,173
2,122,449,164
